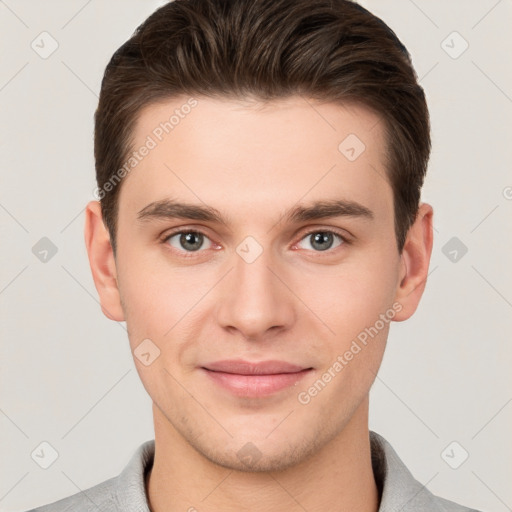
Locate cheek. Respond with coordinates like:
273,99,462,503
307,264,396,399
117,263,204,394
297,250,399,341
116,250,201,343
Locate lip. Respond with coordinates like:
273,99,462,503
200,359,313,397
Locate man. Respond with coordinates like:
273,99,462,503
26,0,482,510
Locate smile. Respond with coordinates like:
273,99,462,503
200,359,313,397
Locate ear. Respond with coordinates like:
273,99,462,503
84,200,125,321
393,202,434,322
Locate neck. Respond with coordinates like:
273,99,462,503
146,399,379,512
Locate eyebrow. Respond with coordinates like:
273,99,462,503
136,198,374,227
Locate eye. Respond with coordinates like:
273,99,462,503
163,230,214,253
161,228,349,256
295,230,347,252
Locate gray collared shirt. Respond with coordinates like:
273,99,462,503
25,431,481,511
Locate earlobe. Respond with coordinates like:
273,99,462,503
393,203,434,322
84,200,125,322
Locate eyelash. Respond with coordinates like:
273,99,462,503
160,227,351,258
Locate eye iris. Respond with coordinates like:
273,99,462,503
310,232,334,251
180,232,203,251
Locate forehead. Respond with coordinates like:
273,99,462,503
118,95,392,224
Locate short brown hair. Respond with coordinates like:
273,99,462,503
94,0,430,255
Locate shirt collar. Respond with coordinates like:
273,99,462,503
369,431,445,511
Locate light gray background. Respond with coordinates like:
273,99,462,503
1,1,511,511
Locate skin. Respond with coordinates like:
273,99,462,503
84,95,433,512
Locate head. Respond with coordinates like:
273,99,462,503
86,0,433,472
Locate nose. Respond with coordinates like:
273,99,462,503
215,240,296,342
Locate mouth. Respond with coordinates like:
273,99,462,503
200,359,313,397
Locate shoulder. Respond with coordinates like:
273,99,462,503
370,431,484,512
21,440,155,512
433,494,482,512
21,475,119,512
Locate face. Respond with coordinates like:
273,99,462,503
87,95,430,472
